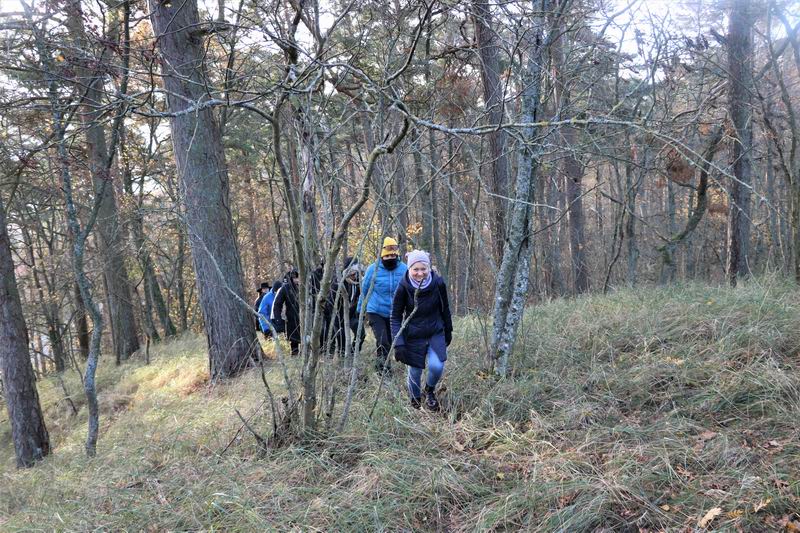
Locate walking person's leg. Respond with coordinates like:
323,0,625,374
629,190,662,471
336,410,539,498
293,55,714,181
423,346,445,411
367,313,391,374
407,365,423,409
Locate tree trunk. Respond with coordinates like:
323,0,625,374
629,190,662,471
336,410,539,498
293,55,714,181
625,160,640,286
726,0,755,286
175,210,188,332
564,122,590,293
65,0,140,363
149,0,261,378
472,0,510,263
0,200,51,468
124,160,176,339
490,0,551,375
243,161,264,284
791,185,800,282
660,179,677,284
424,28,442,265
73,283,90,360
22,227,67,372
552,14,589,294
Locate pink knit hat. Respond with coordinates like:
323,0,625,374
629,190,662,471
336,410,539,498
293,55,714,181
406,249,430,268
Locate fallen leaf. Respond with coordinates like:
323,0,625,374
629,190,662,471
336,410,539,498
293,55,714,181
774,478,790,491
753,498,771,513
699,431,717,441
676,465,696,480
765,440,784,452
698,507,722,528
660,504,671,511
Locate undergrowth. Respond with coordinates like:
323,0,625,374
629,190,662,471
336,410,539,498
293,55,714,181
2,277,799,531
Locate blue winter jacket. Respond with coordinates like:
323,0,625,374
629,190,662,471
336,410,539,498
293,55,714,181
258,290,276,332
357,260,408,317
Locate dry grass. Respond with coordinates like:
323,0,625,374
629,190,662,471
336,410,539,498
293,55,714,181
2,278,800,531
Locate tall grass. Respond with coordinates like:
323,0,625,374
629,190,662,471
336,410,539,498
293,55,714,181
2,278,799,531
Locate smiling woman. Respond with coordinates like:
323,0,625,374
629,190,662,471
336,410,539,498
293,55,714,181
390,249,453,412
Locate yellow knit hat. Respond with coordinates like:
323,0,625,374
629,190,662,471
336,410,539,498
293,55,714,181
380,237,399,258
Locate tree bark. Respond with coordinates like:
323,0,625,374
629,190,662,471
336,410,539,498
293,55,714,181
0,199,51,468
21,227,66,372
73,283,90,360
149,0,262,377
65,0,140,363
726,0,755,285
123,154,176,339
472,0,510,263
490,0,552,375
563,119,589,294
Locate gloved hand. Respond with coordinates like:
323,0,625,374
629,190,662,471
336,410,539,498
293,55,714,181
445,330,452,346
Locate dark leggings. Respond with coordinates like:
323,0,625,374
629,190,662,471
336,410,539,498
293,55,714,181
367,313,391,372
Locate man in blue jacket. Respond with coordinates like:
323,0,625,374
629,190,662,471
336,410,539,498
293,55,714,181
258,281,282,338
358,237,407,374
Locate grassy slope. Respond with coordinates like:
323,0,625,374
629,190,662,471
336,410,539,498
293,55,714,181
2,278,800,531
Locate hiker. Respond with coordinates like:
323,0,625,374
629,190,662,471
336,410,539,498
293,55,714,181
258,280,282,338
271,270,301,356
330,256,366,358
343,256,367,354
390,250,452,411
254,282,270,331
359,237,408,374
310,260,336,355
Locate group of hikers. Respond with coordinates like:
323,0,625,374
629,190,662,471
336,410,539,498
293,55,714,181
252,238,453,411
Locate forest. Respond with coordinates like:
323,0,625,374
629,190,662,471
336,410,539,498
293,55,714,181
2,0,800,530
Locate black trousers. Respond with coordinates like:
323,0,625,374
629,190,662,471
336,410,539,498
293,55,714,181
367,313,391,372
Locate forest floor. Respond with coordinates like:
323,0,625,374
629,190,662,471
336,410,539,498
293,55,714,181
2,277,800,531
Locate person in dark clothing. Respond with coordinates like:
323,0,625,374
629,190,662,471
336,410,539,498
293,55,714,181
254,282,271,332
310,261,336,355
343,257,367,353
359,237,408,374
271,270,301,356
390,250,453,411
329,256,366,358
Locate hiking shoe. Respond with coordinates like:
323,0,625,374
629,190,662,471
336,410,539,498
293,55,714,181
410,396,422,409
424,385,440,412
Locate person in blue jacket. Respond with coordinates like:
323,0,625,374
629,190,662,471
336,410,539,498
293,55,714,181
390,250,452,411
258,280,282,338
358,237,407,374
254,282,270,331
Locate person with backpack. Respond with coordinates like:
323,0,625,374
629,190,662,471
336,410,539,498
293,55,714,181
258,280,282,338
390,250,453,411
271,270,301,356
359,237,408,374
